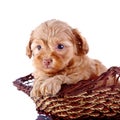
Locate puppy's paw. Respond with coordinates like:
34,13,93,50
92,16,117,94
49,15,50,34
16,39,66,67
30,80,42,99
40,77,62,96
30,88,41,99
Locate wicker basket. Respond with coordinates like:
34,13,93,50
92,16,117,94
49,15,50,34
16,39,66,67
13,66,120,120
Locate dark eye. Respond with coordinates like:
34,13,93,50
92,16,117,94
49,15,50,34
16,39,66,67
37,45,41,50
57,44,64,49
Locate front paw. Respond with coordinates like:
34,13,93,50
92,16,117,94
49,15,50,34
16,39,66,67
40,78,62,96
30,88,41,99
30,80,42,99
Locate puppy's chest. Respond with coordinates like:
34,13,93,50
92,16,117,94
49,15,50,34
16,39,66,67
58,67,79,76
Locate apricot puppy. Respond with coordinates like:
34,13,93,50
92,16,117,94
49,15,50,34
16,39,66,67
26,19,107,98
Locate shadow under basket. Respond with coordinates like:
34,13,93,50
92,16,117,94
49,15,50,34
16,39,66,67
13,66,120,120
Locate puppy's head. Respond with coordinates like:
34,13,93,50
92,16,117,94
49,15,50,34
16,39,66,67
26,19,89,74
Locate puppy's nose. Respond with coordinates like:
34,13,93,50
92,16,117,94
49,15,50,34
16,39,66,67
43,58,53,66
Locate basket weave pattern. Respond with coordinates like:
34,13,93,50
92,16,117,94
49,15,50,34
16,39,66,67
13,66,120,120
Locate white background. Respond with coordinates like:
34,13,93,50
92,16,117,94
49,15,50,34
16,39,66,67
0,0,120,119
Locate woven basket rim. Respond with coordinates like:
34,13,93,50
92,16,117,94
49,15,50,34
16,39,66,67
13,66,120,96
13,66,120,120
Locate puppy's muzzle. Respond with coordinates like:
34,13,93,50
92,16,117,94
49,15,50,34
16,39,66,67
43,58,53,68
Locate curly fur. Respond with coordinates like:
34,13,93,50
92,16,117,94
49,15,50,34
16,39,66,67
26,19,107,97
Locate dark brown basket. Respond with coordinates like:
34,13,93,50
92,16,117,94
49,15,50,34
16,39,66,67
13,66,120,120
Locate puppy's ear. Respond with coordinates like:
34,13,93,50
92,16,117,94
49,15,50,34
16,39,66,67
72,29,89,55
26,32,34,58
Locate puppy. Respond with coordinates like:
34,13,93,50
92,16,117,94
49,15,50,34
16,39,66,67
26,19,107,98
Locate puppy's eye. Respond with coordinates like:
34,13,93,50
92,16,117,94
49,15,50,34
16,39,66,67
57,44,64,49
36,45,41,50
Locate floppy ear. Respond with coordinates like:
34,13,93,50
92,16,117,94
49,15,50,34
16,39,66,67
26,31,34,58
72,29,89,55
